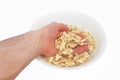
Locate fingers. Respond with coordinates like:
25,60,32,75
59,24,68,32
73,45,88,54
58,23,68,32
76,33,85,39
50,22,68,32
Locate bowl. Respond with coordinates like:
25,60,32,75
30,11,106,69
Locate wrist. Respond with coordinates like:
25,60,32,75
15,31,42,60
32,30,42,57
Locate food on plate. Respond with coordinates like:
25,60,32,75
43,25,96,67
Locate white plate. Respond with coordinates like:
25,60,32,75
30,11,107,69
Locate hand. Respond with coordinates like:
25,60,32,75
0,22,68,79
34,22,88,56
36,22,68,57
0,22,87,80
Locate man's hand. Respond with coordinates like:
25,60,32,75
0,22,89,80
0,22,68,80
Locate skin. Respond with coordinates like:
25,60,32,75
0,22,68,80
74,33,88,53
0,22,86,80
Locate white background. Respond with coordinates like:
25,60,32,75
0,0,120,80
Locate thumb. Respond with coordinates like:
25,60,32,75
58,23,68,32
